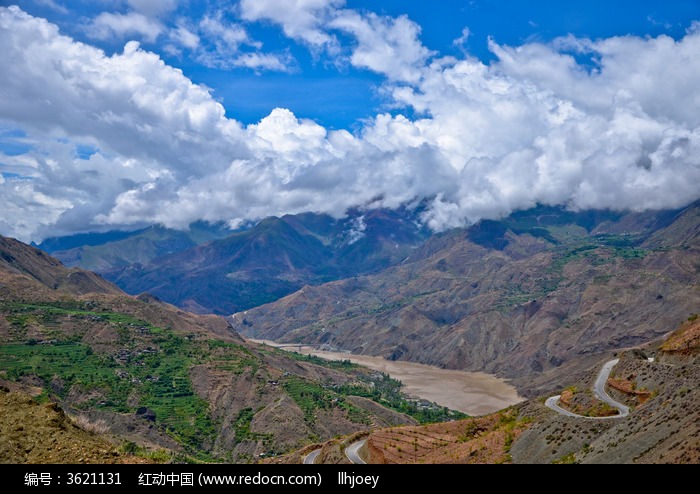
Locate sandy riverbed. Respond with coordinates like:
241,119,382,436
250,339,524,416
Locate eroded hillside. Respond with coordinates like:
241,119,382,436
272,315,699,464
0,236,444,463
511,316,700,464
236,204,700,398
0,384,156,464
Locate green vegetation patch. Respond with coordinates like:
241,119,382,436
206,340,260,374
493,234,651,311
0,302,266,461
335,372,468,424
0,342,125,405
283,376,371,425
552,452,577,464
264,346,466,423
232,407,274,448
285,351,358,371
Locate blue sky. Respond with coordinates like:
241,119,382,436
13,0,699,129
1,1,700,242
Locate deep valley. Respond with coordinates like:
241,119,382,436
2,201,699,464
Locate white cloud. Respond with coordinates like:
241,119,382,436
453,27,471,50
170,23,199,50
490,33,700,128
86,11,164,42
375,31,700,225
239,0,343,49
1,5,700,244
239,2,433,80
249,108,327,156
199,13,259,49
330,11,434,83
35,0,68,15
178,12,292,72
126,0,179,18
227,52,293,72
83,2,291,73
345,215,366,244
0,7,246,239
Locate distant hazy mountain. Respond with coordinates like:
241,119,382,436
42,208,430,315
38,221,235,273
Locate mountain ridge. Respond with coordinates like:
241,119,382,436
1,235,455,463
44,208,430,315
234,202,700,398
267,316,699,464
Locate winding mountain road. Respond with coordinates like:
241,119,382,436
303,449,321,464
303,439,368,464
592,359,630,417
311,359,628,464
546,358,630,419
345,439,368,464
544,395,582,417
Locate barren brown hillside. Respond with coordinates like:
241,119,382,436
272,315,699,464
510,315,700,464
236,203,700,399
366,407,529,464
660,314,700,354
0,384,156,464
0,235,419,463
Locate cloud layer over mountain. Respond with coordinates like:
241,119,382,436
1,5,699,242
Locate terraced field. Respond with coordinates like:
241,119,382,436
365,408,530,464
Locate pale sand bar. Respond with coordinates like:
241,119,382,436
250,339,524,416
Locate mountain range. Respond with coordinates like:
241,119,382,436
1,235,462,463
1,197,699,464
232,202,700,398
36,202,700,399
40,208,430,315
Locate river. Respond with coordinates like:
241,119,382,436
250,339,524,416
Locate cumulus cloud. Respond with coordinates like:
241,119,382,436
0,7,246,238
330,11,434,82
395,32,700,225
237,0,432,76
86,11,164,42
1,5,700,244
239,0,343,50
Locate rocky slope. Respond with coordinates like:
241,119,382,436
362,319,700,464
0,235,423,463
1,236,121,298
0,384,157,464
38,222,234,274
235,203,700,397
270,316,699,464
510,316,700,464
